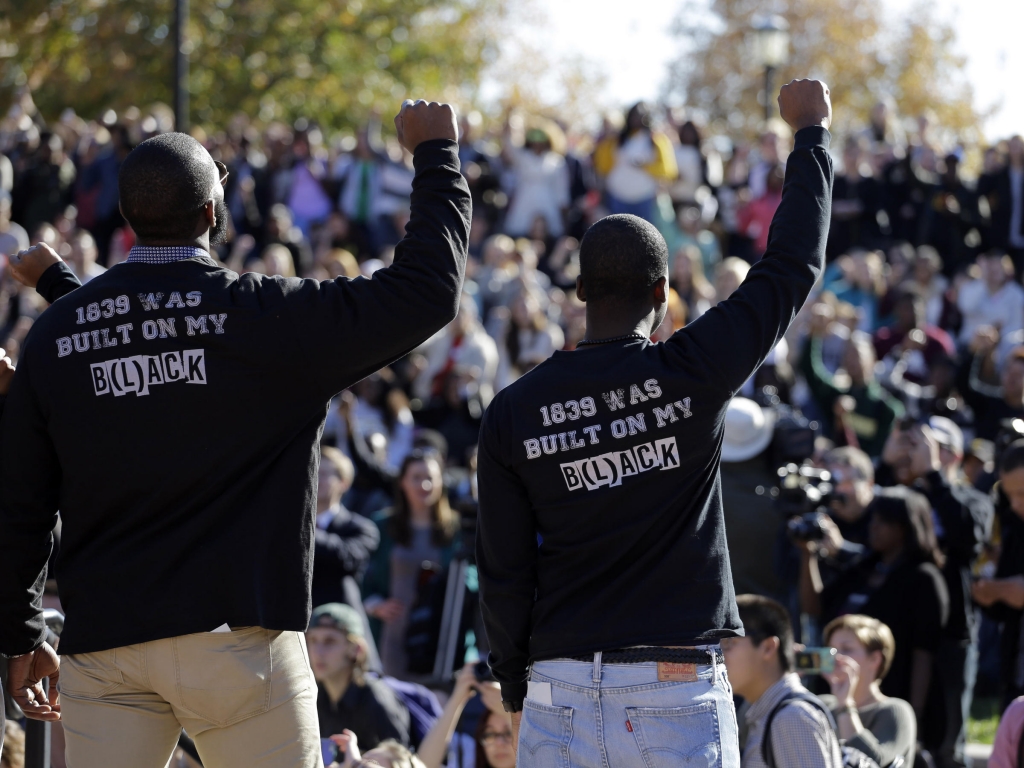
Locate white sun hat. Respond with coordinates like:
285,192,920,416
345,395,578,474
721,397,777,463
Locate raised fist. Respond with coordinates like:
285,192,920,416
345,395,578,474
778,79,832,132
10,242,63,289
394,100,458,153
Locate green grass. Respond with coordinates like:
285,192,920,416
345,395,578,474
969,696,1001,745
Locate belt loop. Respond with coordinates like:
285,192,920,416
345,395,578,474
711,648,719,685
593,651,602,684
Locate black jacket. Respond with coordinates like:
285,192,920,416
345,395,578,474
476,126,834,705
983,489,1024,706
316,677,410,749
913,471,993,641
312,505,382,670
0,140,470,656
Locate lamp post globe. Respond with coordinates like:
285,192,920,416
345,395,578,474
752,15,790,121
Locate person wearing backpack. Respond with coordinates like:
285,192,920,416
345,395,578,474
722,594,843,767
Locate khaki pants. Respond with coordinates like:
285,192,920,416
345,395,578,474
58,628,323,768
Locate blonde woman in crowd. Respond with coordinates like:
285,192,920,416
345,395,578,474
821,614,917,767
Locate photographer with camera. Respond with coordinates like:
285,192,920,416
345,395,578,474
800,487,949,759
972,439,1024,710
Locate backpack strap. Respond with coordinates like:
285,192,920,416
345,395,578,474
761,690,839,768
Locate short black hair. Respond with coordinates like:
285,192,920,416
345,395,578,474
736,594,794,672
118,132,216,241
578,214,668,304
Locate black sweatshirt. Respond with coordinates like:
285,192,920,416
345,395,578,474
476,127,833,705
0,140,469,656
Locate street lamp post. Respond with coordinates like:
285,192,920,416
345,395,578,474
173,0,189,132
752,15,790,122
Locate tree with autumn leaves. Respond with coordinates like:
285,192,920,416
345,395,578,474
0,0,505,129
665,0,984,142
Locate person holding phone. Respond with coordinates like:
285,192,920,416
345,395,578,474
306,603,410,755
820,614,917,767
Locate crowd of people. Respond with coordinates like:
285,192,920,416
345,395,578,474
2,81,1024,768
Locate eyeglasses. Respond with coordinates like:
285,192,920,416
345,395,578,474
481,731,514,745
214,160,230,187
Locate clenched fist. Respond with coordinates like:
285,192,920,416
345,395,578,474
10,242,63,289
394,100,458,154
778,79,832,132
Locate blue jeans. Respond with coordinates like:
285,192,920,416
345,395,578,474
519,652,741,768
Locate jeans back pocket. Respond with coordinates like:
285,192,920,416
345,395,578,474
518,699,573,768
173,627,272,727
626,700,721,768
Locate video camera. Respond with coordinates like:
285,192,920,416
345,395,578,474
776,463,836,542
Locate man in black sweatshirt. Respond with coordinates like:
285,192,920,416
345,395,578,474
0,100,469,768
476,80,833,766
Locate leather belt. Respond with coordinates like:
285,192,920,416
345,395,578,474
566,647,724,665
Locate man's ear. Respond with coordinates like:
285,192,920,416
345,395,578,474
575,275,587,303
759,636,781,662
653,275,668,305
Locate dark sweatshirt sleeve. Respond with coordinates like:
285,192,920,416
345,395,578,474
314,514,380,579
275,139,470,399
0,348,60,656
475,400,538,706
35,261,82,304
669,127,833,392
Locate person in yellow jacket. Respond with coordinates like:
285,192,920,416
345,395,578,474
593,101,677,223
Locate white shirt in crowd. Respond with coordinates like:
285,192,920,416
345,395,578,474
495,322,565,391
502,148,570,238
413,322,499,404
606,132,658,203
957,277,1024,346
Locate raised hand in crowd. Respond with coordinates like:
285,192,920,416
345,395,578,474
9,241,62,289
777,78,832,132
905,423,942,478
969,324,1000,357
823,652,862,710
332,729,361,768
394,100,459,154
418,662,505,768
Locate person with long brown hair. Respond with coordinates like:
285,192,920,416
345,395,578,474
363,450,459,679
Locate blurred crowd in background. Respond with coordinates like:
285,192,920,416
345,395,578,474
3,83,1024,768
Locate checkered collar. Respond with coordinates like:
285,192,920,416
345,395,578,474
126,246,211,264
